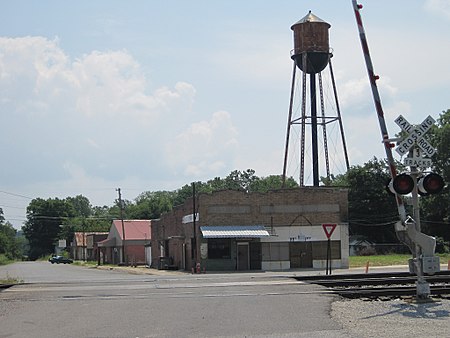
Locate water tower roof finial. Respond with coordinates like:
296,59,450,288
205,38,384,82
291,11,330,29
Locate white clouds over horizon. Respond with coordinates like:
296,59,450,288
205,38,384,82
0,36,237,194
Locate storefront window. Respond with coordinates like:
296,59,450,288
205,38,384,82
261,242,289,261
208,239,231,259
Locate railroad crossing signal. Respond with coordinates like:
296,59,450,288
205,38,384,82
387,115,445,196
387,172,444,196
394,115,436,157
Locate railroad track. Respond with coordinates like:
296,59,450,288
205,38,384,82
293,271,450,299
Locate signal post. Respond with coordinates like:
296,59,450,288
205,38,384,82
387,115,445,299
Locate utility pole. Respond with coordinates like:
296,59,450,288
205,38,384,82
192,182,197,266
82,218,86,262
116,188,126,265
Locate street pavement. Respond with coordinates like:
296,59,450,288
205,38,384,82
2,262,449,337
0,261,353,338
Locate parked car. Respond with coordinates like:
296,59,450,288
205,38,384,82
49,255,73,264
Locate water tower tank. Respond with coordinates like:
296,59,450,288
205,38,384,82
291,11,330,74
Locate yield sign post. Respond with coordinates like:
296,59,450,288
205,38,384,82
322,224,336,275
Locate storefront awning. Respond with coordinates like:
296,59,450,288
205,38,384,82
200,225,270,238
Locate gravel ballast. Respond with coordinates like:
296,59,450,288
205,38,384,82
332,297,450,338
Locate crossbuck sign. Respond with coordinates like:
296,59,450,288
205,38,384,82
394,115,436,157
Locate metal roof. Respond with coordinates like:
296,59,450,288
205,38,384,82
112,219,151,240
291,11,330,28
200,225,270,239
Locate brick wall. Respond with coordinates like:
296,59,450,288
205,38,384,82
151,187,348,270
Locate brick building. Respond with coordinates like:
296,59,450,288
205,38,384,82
151,187,349,271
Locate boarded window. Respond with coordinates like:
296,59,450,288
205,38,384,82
261,242,289,261
208,239,231,259
312,241,341,260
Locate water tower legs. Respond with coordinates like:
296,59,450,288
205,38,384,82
310,73,319,186
282,54,350,187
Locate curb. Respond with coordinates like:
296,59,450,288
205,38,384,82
93,265,188,276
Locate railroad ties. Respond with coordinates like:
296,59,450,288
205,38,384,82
293,271,450,300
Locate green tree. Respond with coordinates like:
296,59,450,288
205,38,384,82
128,191,176,219
59,196,111,245
92,205,114,220
330,158,400,242
0,207,21,260
22,198,76,260
420,109,450,240
173,181,211,207
172,170,300,206
65,195,92,218
223,169,258,191
249,175,298,192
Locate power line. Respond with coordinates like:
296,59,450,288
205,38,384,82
0,204,27,209
0,190,33,199
3,217,27,222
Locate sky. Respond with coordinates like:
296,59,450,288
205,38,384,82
1,0,449,229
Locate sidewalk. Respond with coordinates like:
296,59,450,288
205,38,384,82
91,263,450,278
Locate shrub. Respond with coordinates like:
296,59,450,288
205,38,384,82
435,237,450,254
358,246,377,256
0,254,13,266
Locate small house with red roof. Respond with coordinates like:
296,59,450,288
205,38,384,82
98,220,152,266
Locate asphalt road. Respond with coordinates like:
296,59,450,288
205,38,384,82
0,262,353,338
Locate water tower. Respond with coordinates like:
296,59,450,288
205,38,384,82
282,11,350,186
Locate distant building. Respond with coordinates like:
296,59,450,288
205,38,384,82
349,236,375,256
151,187,349,271
71,232,108,261
98,220,151,266
86,233,108,261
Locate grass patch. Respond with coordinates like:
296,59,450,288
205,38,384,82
349,253,450,268
73,260,98,267
0,254,14,266
0,273,23,285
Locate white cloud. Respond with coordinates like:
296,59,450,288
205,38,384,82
0,36,196,123
424,0,450,19
336,76,371,111
71,51,196,122
166,110,239,178
0,36,199,185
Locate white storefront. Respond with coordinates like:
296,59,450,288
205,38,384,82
260,224,349,270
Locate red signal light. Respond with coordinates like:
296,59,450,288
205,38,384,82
393,174,414,195
418,173,444,195
387,174,414,195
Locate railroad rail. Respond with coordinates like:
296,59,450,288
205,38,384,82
293,271,450,299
